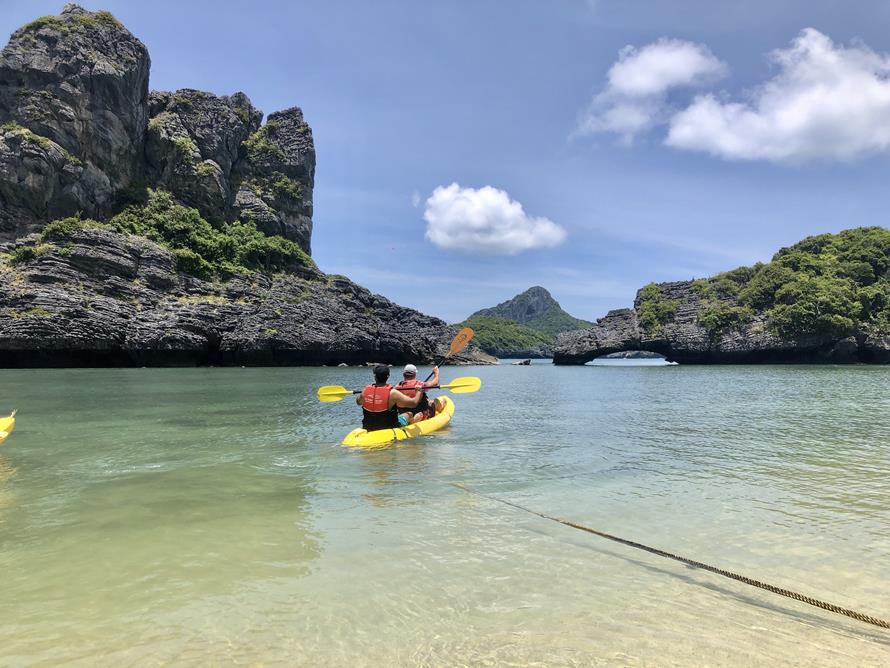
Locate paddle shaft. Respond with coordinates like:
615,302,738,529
423,364,443,383
343,383,451,396
425,327,475,382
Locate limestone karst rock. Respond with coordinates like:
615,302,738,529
0,4,150,235
0,5,491,366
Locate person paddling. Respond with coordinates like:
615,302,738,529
356,364,423,430
396,364,443,424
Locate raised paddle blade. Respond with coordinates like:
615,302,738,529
448,327,475,357
439,376,481,394
317,385,355,402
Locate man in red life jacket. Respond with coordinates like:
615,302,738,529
395,364,443,424
356,364,423,430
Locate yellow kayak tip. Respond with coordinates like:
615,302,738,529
0,409,17,446
342,397,455,447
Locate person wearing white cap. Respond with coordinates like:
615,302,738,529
395,364,441,424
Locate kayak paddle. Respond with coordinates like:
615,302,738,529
425,327,474,382
317,376,481,403
316,328,477,403
436,376,482,393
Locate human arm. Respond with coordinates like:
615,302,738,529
424,366,439,387
390,388,422,409
356,394,363,406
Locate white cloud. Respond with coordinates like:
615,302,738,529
667,29,890,162
423,183,566,255
411,190,421,208
576,38,726,140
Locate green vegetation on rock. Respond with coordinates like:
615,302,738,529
459,315,552,355
523,309,591,338
692,227,890,338
195,161,218,178
692,267,756,336
9,244,53,265
1,121,82,166
233,106,251,125
109,189,314,280
246,172,302,203
6,306,54,319
1,121,51,150
18,11,122,36
268,172,302,201
637,283,679,336
243,121,286,163
40,217,108,242
147,112,174,132
172,136,197,165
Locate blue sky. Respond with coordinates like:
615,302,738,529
4,1,890,322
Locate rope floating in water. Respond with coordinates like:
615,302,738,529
452,482,890,631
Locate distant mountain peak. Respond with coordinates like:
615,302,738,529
467,286,592,338
471,286,560,323
456,287,592,358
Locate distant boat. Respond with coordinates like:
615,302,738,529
511,359,531,365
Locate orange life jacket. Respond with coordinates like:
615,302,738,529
396,378,430,414
396,378,425,397
361,383,399,430
361,384,392,412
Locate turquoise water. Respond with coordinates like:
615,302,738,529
1,364,889,665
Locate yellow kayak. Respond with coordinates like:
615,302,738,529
0,410,16,445
342,397,455,447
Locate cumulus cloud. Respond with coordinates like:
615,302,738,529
423,183,566,255
576,38,727,140
667,29,890,162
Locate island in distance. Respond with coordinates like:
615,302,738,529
554,227,890,365
457,286,592,359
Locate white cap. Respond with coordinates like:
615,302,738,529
403,364,417,375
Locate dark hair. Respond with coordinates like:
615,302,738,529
373,364,390,383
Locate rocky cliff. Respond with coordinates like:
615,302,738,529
0,5,493,367
554,228,890,364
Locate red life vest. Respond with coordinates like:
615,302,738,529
396,379,425,397
361,383,399,430
361,384,392,412
396,378,430,415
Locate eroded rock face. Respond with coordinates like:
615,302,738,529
145,93,316,253
145,89,261,222
233,107,315,253
0,4,150,232
0,228,493,366
554,308,641,364
0,125,85,235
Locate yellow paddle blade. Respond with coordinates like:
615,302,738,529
439,376,481,394
448,327,475,357
317,385,354,402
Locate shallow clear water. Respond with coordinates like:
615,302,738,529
1,364,889,666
